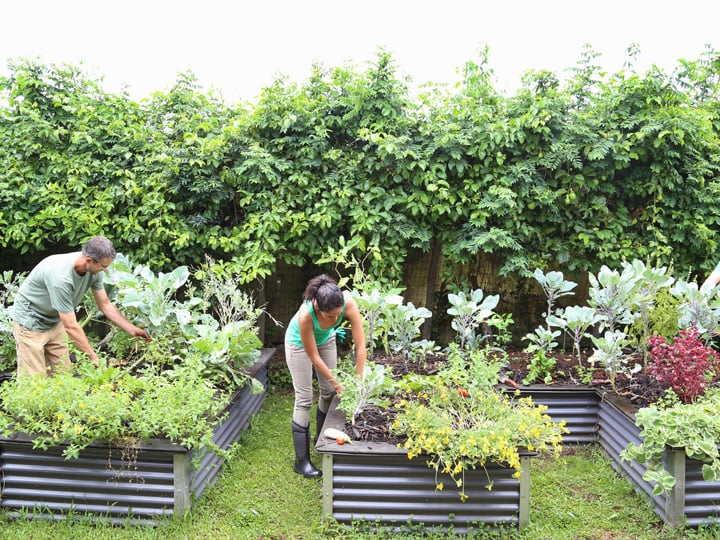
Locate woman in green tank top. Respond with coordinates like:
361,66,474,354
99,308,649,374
284,274,367,478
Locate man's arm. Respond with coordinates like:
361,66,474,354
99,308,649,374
58,310,99,362
92,288,151,340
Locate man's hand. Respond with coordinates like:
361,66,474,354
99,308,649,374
128,325,151,341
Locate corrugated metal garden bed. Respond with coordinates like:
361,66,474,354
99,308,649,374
0,347,274,524
319,385,720,531
317,401,535,534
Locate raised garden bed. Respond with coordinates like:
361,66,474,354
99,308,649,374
523,385,720,528
317,400,535,534
0,347,274,523
597,391,720,528
513,385,600,445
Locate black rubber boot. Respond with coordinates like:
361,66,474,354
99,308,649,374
292,421,321,478
315,409,327,445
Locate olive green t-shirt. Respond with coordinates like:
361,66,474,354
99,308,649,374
11,252,104,331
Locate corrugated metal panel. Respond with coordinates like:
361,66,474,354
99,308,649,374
0,348,273,523
0,442,175,523
597,396,667,520
190,357,269,498
327,453,522,534
681,458,720,527
518,387,599,444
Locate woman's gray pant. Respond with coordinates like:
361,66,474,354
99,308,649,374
284,335,337,427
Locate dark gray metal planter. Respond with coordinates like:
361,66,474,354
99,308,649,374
317,401,533,534
514,385,600,445
0,347,274,523
598,392,720,528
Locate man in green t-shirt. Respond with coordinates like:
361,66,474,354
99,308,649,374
11,236,151,376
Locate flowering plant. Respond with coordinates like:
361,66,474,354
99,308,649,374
390,348,567,500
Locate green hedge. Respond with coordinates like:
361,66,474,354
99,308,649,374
1,46,719,285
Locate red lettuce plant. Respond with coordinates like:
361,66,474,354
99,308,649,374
647,328,720,403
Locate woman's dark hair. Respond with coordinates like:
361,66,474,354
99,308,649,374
303,274,344,312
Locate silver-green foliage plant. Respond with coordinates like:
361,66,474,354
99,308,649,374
532,269,577,320
588,330,638,391
184,320,263,390
671,280,720,343
623,260,675,365
335,359,396,426
353,289,404,359
447,289,500,350
587,264,639,333
0,270,25,372
195,255,263,327
105,253,201,336
385,301,433,363
547,306,603,366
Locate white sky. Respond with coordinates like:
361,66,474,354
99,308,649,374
1,0,718,103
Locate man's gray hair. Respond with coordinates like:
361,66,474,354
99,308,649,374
82,236,117,261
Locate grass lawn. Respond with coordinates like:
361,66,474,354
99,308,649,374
2,387,720,539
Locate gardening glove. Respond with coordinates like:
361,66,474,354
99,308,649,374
335,327,347,344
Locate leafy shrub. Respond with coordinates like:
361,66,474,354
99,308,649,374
101,254,263,387
647,328,720,403
335,359,395,426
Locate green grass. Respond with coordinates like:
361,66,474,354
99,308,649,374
3,387,720,539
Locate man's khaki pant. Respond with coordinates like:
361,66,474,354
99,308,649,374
13,321,71,377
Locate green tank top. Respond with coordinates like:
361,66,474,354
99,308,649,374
285,294,347,347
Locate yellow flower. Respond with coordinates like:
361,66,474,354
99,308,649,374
436,482,444,491
56,412,63,421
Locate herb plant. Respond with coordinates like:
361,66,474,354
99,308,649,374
522,327,562,385
622,389,720,495
0,364,228,461
588,330,637,392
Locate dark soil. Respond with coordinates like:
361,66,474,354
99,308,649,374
267,345,666,445
344,348,666,445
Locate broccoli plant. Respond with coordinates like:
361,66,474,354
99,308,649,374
447,288,500,350
532,268,577,321
335,360,396,426
547,306,603,366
